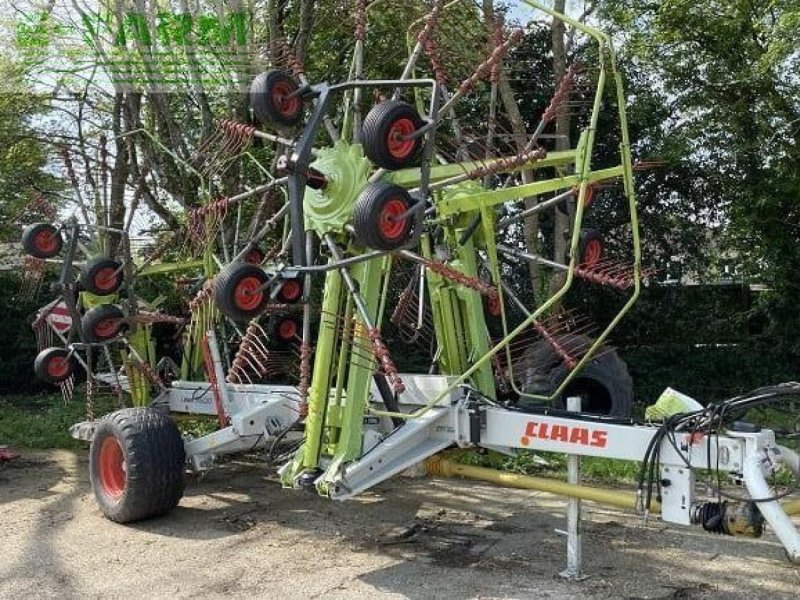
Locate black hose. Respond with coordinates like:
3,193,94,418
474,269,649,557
373,373,404,428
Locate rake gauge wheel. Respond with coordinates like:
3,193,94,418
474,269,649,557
250,70,304,127
215,262,271,321
21,223,62,259
245,246,266,265
354,182,416,251
362,100,425,170
277,277,303,303
578,228,604,267
81,257,124,296
34,347,76,384
82,304,126,343
274,316,300,342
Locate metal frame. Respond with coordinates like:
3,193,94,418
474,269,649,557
53,0,800,569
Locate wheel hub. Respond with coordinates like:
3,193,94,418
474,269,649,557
234,276,264,311
47,356,69,378
35,230,57,253
386,118,416,159
379,198,409,240
304,141,372,236
94,267,118,291
98,436,126,499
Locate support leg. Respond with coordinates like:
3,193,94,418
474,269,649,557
560,395,586,580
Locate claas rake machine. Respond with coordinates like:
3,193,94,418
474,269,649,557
31,0,800,564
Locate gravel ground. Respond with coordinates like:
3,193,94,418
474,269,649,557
1,449,799,599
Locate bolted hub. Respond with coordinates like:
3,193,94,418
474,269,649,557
303,141,372,236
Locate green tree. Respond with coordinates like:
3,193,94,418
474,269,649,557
0,59,63,241
597,0,800,356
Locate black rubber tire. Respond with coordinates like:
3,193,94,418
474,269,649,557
578,228,604,267
80,257,124,296
89,407,185,523
21,223,63,258
353,182,416,251
214,262,271,321
362,100,425,170
516,333,633,417
34,347,76,384
82,304,126,343
250,70,303,127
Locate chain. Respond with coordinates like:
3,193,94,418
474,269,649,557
297,341,312,417
533,319,577,370
420,258,498,300
274,38,306,80
368,327,405,393
456,28,524,97
542,61,583,123
85,351,95,420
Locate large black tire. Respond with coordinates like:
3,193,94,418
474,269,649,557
21,223,63,258
362,100,425,170
89,407,185,523
250,70,303,126
80,257,124,296
353,182,416,251
214,262,271,321
516,333,633,417
82,304,126,343
34,347,76,384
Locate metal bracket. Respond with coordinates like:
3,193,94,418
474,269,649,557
328,406,454,500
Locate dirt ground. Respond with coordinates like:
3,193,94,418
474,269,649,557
2,450,799,599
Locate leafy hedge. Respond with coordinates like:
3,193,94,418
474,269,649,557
0,271,52,394
0,268,796,406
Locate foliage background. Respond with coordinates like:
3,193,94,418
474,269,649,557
0,0,797,419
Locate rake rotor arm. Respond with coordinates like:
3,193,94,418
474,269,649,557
434,164,624,218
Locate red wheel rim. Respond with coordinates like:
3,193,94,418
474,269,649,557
246,249,264,265
271,80,300,118
93,318,120,340
379,198,409,240
386,118,417,159
277,319,298,340
582,239,602,266
233,276,264,311
486,295,501,317
279,280,302,302
46,355,70,379
93,267,119,292
98,436,126,499
34,229,58,254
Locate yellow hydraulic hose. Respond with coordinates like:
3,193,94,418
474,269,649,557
425,454,658,512
783,499,800,516
426,455,800,519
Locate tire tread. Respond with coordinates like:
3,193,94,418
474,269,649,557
90,407,185,523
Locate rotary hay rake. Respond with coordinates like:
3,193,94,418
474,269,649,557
25,0,800,566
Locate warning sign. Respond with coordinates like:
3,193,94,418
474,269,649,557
45,301,72,334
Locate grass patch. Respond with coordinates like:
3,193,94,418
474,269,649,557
0,392,222,450
0,393,117,449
